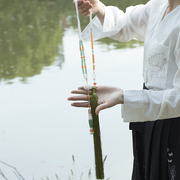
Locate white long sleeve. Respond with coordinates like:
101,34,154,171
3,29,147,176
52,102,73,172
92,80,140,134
82,1,152,42
123,86,180,122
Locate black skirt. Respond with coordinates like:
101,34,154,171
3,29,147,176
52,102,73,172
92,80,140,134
130,85,180,180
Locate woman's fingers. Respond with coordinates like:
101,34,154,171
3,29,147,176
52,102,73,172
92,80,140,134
71,90,87,94
81,5,92,13
73,0,92,16
78,1,91,9
82,9,91,17
70,86,93,95
71,102,89,107
68,86,94,108
78,86,84,90
79,3,92,16
71,89,92,95
68,95,89,101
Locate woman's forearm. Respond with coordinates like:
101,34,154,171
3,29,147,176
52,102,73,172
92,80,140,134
96,1,105,25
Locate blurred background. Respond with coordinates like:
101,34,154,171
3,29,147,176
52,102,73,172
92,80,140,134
0,0,148,179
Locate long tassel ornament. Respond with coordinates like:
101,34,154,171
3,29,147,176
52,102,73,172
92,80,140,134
74,1,104,179
90,87,104,179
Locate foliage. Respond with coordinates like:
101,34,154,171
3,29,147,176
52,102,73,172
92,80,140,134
0,0,64,82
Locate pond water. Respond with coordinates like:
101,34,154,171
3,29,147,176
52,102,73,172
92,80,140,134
0,0,148,179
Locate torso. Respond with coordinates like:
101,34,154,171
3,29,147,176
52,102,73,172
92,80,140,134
143,0,180,90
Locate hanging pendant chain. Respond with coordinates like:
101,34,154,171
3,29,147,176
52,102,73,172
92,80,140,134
75,1,97,134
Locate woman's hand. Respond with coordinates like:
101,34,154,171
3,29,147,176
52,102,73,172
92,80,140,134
68,86,124,115
73,0,105,24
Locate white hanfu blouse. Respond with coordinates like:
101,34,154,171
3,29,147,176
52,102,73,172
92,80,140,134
82,0,180,122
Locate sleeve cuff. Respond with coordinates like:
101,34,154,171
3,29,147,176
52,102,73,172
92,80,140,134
122,90,148,122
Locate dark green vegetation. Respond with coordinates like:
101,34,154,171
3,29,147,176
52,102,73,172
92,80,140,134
0,0,148,82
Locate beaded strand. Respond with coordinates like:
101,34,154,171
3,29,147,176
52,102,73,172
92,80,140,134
75,0,94,134
90,12,97,86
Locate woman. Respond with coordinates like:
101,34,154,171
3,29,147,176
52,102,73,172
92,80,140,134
68,0,180,179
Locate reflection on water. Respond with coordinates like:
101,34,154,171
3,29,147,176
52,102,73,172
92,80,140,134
0,0,148,83
0,0,64,83
97,38,144,51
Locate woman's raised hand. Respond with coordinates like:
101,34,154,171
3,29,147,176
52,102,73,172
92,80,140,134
73,0,100,17
68,86,124,115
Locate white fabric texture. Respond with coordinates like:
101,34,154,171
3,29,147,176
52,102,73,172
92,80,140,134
82,0,180,122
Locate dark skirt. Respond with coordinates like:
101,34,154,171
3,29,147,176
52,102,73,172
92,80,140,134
130,85,180,180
